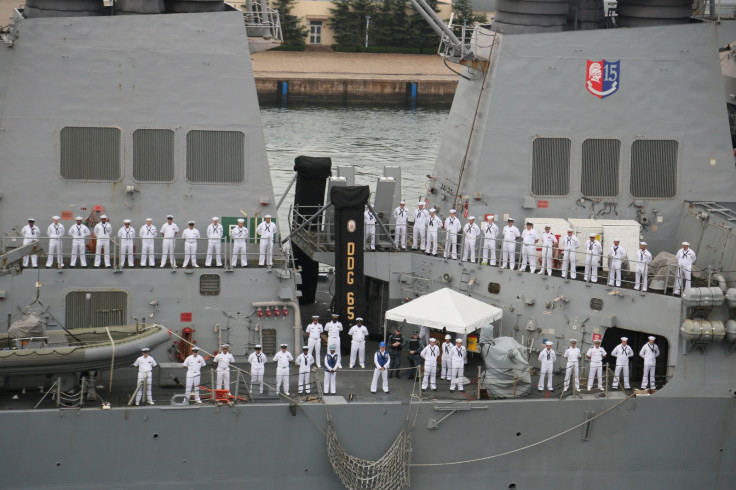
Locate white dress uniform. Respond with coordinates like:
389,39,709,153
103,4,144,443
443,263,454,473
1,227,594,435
440,339,453,380
273,348,294,395
370,348,391,393
139,222,157,267
93,219,112,268
305,320,324,367
412,205,429,250
205,219,223,267
674,245,697,295
296,350,314,394
324,351,339,394
501,222,521,269
181,226,200,267
69,220,91,267
392,204,409,249
256,219,278,266
482,220,499,265
133,352,157,404
519,226,539,272
183,352,206,403
444,214,462,259
461,219,481,263
248,349,267,393
539,230,558,276
364,209,377,250
214,350,235,391
21,222,40,267
608,243,627,287
563,344,581,392
537,345,556,391
425,212,442,255
420,342,440,390
46,220,65,268
348,322,369,368
611,341,634,389
230,222,249,267
449,342,467,391
639,339,660,389
585,345,607,390
584,238,603,283
159,220,179,267
117,223,136,268
634,245,653,291
324,319,343,367
561,232,580,279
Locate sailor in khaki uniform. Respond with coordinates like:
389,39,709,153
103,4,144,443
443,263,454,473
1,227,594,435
481,215,499,266
46,216,65,268
501,218,520,269
393,200,409,250
139,218,157,267
561,228,580,279
440,334,453,380
117,219,136,268
537,341,556,391
183,346,206,404
205,217,223,267
305,315,324,368
93,215,112,268
563,339,581,393
608,238,627,287
585,339,606,391
256,215,277,267
461,216,481,263
69,217,91,267
412,201,429,251
425,208,442,256
370,342,390,394
21,218,40,268
348,317,369,368
248,345,267,394
611,337,634,389
584,233,602,283
214,344,235,392
538,225,557,276
519,222,539,273
420,338,440,391
230,218,249,267
444,209,462,260
273,343,293,395
133,347,157,405
181,220,200,268
324,345,339,394
449,338,467,392
364,206,377,251
634,242,653,291
639,336,660,390
159,215,179,268
296,346,314,394
674,242,697,295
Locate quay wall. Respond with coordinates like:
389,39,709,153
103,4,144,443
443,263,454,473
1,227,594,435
255,77,457,100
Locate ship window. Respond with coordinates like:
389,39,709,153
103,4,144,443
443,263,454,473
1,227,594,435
531,137,571,196
630,140,678,198
581,139,620,197
186,130,245,184
60,127,121,181
65,291,128,329
199,274,221,296
488,282,501,294
133,129,175,182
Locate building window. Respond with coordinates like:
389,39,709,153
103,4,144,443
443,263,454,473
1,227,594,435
60,127,121,181
309,21,322,45
186,130,245,184
630,140,678,198
581,139,620,197
65,291,128,329
531,137,571,196
133,129,175,182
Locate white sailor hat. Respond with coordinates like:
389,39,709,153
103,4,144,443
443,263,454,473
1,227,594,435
100,215,107,219
544,224,550,229
570,339,577,343
311,315,319,319
621,337,628,341
445,334,452,339
400,200,405,205
589,233,596,238
640,242,647,246
429,208,436,213
188,220,195,225
255,344,262,349
455,338,463,343
468,216,475,220
507,217,514,221
331,313,339,318
166,214,174,219
237,218,245,223
302,345,309,350
28,218,35,222
594,339,601,343
280,343,288,348
191,346,200,351
75,216,83,221
429,338,436,343
52,216,60,220
418,201,425,206
212,217,219,221
356,317,363,322
329,344,336,350
648,336,656,340
265,215,272,219
613,237,620,242
545,341,553,346
682,241,690,246
123,219,131,224
145,218,152,222
141,347,150,352
526,222,533,226
221,344,229,348
487,215,494,220
567,228,574,232
449,209,457,213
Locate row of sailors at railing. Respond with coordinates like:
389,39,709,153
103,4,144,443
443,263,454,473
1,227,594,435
19,215,279,269
367,201,697,294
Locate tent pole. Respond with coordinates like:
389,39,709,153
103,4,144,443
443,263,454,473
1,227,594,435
383,319,387,343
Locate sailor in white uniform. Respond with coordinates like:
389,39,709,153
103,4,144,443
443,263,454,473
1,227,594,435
639,336,660,390
563,339,581,393
449,338,467,392
392,200,409,250
608,238,627,287
46,216,65,268
412,202,429,250
273,343,294,395
425,208,442,256
205,217,223,267
68,217,91,267
584,233,602,283
93,215,112,268
370,342,390,394
230,218,249,267
183,346,206,404
634,242,653,291
159,215,179,268
674,242,697,295
256,215,278,267
214,344,235,392
305,315,324,367
133,347,157,405
139,218,157,267
324,345,340,394
296,346,314,394
537,341,556,391
21,218,40,268
561,229,580,279
117,219,136,268
611,337,634,389
324,314,343,368
444,209,462,259
481,215,499,266
420,338,440,391
364,206,377,251
501,218,520,269
248,345,267,394
181,221,200,268
538,225,558,276
440,334,453,380
519,222,539,272
461,216,481,263
585,339,607,391
348,317,369,368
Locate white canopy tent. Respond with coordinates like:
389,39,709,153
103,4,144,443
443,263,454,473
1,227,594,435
384,288,503,337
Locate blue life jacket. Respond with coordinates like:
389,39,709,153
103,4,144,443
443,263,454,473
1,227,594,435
376,350,389,368
325,353,338,371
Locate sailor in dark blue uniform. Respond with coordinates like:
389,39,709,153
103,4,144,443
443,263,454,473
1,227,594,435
387,327,405,379
371,342,390,394
324,344,339,394
407,330,425,380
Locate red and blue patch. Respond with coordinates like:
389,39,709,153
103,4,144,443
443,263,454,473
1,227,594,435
586,59,620,99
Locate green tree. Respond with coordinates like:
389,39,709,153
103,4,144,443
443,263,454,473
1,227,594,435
274,0,308,49
371,0,410,48
452,0,488,25
408,0,441,51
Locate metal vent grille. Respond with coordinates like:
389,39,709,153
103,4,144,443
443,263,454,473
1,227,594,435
261,328,277,356
630,140,678,198
186,130,245,184
531,138,571,196
65,291,128,329
133,129,175,182
60,127,121,181
581,139,620,197
199,274,221,296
